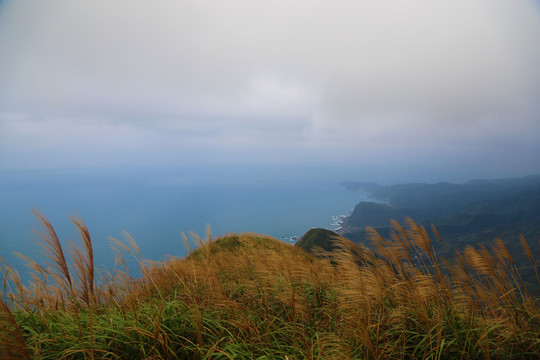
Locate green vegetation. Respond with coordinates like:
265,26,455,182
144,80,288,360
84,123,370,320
1,210,539,359
295,228,344,254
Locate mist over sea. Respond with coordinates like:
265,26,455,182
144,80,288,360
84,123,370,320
0,166,373,279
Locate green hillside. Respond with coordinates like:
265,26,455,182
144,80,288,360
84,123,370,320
1,212,538,359
295,227,342,254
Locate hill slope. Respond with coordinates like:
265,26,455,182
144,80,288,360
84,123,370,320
294,227,342,253
1,214,539,359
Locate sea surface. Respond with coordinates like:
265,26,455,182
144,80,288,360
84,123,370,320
0,166,372,279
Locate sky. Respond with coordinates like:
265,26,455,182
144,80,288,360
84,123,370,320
1,0,539,181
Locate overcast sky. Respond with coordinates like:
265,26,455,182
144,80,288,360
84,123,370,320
1,0,539,180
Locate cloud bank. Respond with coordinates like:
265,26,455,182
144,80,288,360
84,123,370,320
1,0,539,179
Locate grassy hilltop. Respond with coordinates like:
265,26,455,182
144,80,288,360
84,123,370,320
1,211,539,359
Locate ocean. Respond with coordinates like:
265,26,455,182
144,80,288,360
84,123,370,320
0,166,371,279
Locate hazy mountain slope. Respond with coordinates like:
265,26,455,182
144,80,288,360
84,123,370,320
437,188,540,232
343,175,540,235
341,176,540,291
343,202,435,230
371,175,540,213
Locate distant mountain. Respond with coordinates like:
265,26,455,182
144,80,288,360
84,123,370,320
343,202,435,230
437,188,540,233
340,175,540,290
342,175,540,233
370,175,540,214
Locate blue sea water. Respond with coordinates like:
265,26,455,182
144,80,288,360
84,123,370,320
0,166,370,279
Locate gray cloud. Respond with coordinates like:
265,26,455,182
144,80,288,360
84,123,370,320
0,0,539,179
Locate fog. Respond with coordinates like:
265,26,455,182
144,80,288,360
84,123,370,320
1,0,539,181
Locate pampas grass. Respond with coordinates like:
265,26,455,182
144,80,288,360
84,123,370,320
0,210,538,359
0,299,30,360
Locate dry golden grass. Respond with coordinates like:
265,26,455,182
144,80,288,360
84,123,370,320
0,211,538,359
0,299,30,360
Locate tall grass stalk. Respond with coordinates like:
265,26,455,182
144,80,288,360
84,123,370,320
0,210,538,359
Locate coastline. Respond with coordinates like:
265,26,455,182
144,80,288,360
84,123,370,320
332,188,386,235
331,212,352,233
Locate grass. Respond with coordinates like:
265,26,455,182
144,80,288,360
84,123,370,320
0,210,539,359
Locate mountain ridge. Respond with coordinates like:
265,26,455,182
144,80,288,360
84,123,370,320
339,175,540,289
